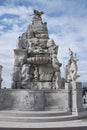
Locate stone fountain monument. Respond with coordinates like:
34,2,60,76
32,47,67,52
0,10,87,125
5,9,81,113
11,9,62,90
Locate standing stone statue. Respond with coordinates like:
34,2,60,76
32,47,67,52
12,9,62,90
65,48,79,82
0,65,3,89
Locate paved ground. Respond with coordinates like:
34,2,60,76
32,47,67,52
0,127,87,130
0,110,87,129
0,118,87,128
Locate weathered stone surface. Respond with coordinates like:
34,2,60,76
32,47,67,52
65,82,84,115
21,82,55,90
14,49,27,66
71,82,83,113
12,9,62,90
45,89,71,111
27,24,48,34
0,89,71,111
0,90,45,111
39,65,53,81
12,67,21,81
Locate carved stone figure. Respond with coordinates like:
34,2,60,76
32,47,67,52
30,9,44,25
65,48,79,82
14,49,27,67
52,54,62,89
69,53,79,81
12,9,62,90
33,9,44,18
17,33,28,49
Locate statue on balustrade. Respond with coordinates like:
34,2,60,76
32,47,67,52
65,48,79,82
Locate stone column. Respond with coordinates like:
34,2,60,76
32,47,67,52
0,65,3,89
71,81,83,115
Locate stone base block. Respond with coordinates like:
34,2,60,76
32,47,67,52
0,89,70,111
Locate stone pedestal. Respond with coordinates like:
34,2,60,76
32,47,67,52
0,90,45,111
45,89,71,111
70,82,83,115
0,89,71,112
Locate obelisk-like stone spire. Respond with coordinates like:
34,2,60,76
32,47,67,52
12,9,62,90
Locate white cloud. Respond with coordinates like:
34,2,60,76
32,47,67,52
2,18,13,24
0,5,32,16
0,25,4,30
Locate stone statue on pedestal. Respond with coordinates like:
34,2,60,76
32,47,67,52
12,9,62,90
65,48,79,82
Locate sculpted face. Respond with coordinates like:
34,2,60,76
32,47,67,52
14,49,27,66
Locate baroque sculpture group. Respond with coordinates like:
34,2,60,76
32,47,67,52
11,9,79,90
0,9,85,114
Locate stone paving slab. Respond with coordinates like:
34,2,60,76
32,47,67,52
0,118,87,128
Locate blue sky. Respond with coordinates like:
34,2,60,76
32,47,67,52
0,0,87,88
